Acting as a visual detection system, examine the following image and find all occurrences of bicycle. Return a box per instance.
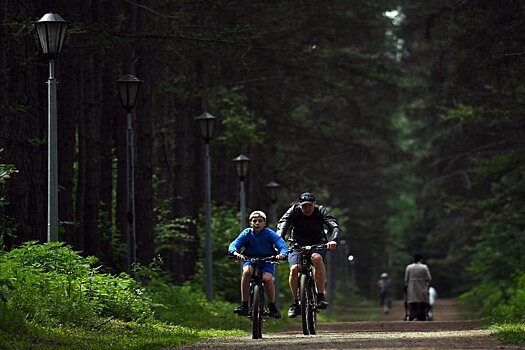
[230,255,281,339]
[291,243,327,335]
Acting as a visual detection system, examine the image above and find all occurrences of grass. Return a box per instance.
[0,318,243,350]
[319,295,382,322]
[0,282,293,350]
[492,323,525,344]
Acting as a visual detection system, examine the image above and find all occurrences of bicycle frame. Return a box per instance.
[292,244,327,335]
[232,256,278,339]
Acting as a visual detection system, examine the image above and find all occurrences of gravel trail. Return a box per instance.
[171,299,524,349]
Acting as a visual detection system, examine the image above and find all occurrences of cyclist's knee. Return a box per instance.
[242,266,252,277]
[311,254,324,266]
[290,264,301,274]
[262,273,273,284]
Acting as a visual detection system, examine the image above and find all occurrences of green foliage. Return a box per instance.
[492,273,525,323]
[0,242,257,349]
[148,279,253,331]
[209,87,266,151]
[0,149,17,248]
[441,104,476,122]
[98,201,127,271]
[154,205,195,255]
[193,204,242,302]
[0,242,156,327]
[492,323,525,344]
[460,280,504,318]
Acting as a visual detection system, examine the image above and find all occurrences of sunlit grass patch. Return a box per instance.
[1,318,245,350]
[492,323,525,344]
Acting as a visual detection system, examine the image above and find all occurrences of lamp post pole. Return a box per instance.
[195,112,216,301]
[265,180,281,302]
[340,240,350,298]
[116,74,143,275]
[233,154,250,230]
[47,58,58,241]
[348,254,355,297]
[35,12,68,242]
[264,181,280,228]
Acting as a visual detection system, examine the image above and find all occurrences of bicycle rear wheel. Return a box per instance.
[251,284,263,339]
[306,278,317,335]
[299,274,309,335]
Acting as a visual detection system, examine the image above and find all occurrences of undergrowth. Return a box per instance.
[0,241,264,349]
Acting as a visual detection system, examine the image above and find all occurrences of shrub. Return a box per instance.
[0,241,156,327]
[492,273,525,323]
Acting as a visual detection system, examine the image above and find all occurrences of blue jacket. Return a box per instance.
[228,227,289,258]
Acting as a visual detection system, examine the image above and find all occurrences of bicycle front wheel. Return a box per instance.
[299,274,309,335]
[306,277,317,335]
[251,284,263,339]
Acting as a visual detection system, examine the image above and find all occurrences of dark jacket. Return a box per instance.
[276,204,340,245]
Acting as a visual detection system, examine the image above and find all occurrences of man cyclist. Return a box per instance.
[276,192,340,318]
[228,210,288,318]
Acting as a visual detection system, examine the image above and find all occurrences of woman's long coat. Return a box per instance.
[405,262,431,303]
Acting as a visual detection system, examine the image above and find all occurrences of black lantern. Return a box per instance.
[195,112,216,143]
[265,181,281,203]
[233,154,250,180]
[116,74,143,112]
[35,12,68,56]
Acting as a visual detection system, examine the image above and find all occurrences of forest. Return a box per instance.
[1,0,525,318]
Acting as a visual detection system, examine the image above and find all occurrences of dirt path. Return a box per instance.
[172,299,524,349]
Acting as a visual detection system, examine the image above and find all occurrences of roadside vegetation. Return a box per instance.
[0,241,291,349]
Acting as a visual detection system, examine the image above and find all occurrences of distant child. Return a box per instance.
[427,285,437,320]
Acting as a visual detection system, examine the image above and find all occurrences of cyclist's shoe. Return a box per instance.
[268,303,281,319]
[287,302,301,318]
[233,303,249,316]
[317,294,329,309]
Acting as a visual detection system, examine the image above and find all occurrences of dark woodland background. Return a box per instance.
[1,0,525,300]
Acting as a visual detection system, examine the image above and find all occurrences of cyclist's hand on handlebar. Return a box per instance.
[233,252,245,261]
[275,254,285,261]
[326,241,338,251]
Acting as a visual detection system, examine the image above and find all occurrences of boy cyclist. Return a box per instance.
[228,210,288,318]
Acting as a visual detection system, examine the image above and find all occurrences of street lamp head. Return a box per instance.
[233,154,250,180]
[195,112,216,143]
[35,12,68,57]
[116,74,143,112]
[264,180,280,202]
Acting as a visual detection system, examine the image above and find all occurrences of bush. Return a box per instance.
[492,273,525,323]
[148,278,252,330]
[0,241,156,327]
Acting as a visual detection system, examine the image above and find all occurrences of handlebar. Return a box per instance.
[228,254,287,262]
[290,243,327,252]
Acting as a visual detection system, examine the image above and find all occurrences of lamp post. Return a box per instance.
[116,74,143,274]
[348,254,356,292]
[264,181,280,228]
[233,154,250,229]
[35,12,68,242]
[195,112,216,301]
[264,180,281,302]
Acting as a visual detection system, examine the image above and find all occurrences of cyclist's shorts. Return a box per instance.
[288,246,326,268]
[243,261,276,275]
